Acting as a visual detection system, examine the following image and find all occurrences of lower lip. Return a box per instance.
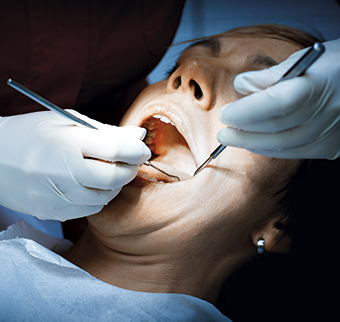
[126,176,169,189]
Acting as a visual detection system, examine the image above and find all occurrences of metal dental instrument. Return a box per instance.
[193,145,226,177]
[7,78,179,181]
[193,42,325,177]
[143,161,180,181]
[7,78,98,130]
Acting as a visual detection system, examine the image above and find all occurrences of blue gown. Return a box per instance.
[0,220,232,321]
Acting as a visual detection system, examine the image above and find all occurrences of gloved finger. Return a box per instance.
[58,181,121,207]
[247,131,340,159]
[234,67,283,95]
[234,48,307,94]
[111,139,151,164]
[113,125,148,140]
[217,120,327,151]
[70,126,151,164]
[66,109,148,139]
[41,204,105,221]
[219,77,312,126]
[71,158,139,190]
[231,101,317,133]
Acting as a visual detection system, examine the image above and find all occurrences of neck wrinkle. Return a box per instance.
[64,226,247,304]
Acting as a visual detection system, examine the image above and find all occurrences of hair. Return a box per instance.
[216,23,322,47]
[178,23,322,50]
[214,25,340,322]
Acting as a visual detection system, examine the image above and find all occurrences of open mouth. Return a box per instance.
[139,114,196,183]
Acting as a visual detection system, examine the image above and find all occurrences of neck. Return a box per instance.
[64,227,248,304]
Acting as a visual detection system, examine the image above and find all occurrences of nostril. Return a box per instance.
[173,76,181,90]
[190,80,203,100]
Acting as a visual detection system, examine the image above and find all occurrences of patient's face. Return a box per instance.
[89,33,303,256]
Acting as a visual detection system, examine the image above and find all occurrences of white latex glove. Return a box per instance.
[0,110,151,221]
[218,38,340,159]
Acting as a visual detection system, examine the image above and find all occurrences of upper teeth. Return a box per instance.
[153,115,174,125]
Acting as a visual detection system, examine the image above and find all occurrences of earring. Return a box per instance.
[257,238,265,255]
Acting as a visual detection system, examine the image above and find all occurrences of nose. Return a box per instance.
[166,59,216,111]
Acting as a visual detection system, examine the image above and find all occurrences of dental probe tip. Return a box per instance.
[193,144,226,176]
[193,156,212,176]
[143,161,180,181]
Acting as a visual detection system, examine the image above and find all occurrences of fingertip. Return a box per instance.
[129,126,147,140]
[217,127,255,150]
[233,72,254,95]
[140,141,152,162]
[117,138,151,164]
[120,126,147,140]
[217,127,236,147]
[138,127,147,140]
[234,66,284,94]
[129,138,152,163]
[218,103,232,124]
[218,100,246,126]
[216,129,225,145]
[233,70,266,94]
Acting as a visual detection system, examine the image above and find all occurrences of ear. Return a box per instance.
[250,215,292,254]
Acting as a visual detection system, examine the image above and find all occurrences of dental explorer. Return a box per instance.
[7,79,98,130]
[193,42,325,176]
[7,79,180,181]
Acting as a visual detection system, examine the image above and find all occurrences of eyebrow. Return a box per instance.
[188,39,278,67]
[247,53,279,68]
[187,37,221,54]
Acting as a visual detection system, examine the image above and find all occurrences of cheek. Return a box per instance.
[200,162,278,230]
[196,175,254,225]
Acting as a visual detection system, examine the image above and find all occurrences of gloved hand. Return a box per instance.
[0,110,151,221]
[218,38,340,159]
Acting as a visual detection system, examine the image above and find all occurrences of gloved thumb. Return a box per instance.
[234,68,282,95]
[234,48,307,95]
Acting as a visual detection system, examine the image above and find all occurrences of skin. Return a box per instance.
[65,31,303,304]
